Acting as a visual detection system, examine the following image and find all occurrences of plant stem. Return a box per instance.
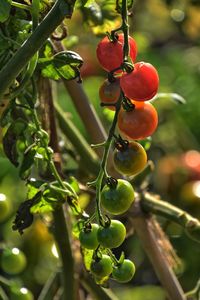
[131,200,186,300]
[11,1,31,11]
[94,94,122,224]
[38,272,60,300]
[122,0,130,61]
[0,0,76,101]
[37,77,75,300]
[142,192,200,243]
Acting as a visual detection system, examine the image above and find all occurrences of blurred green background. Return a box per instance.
[0,0,200,299]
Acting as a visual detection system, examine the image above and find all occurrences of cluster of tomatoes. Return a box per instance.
[78,33,159,285]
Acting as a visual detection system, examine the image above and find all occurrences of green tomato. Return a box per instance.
[101,179,134,215]
[1,247,27,275]
[112,259,135,283]
[10,287,34,300]
[97,220,126,249]
[90,254,113,278]
[113,141,147,176]
[0,193,11,222]
[79,223,99,249]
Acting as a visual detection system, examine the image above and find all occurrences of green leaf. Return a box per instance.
[72,219,85,238]
[0,0,11,23]
[27,178,45,199]
[53,51,83,67]
[68,176,80,194]
[41,63,60,80]
[19,148,37,179]
[2,119,27,166]
[67,197,82,215]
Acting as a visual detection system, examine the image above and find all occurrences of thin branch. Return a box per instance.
[38,272,60,300]
[130,199,186,300]
[142,192,200,243]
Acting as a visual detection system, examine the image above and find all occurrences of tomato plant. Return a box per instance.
[101,179,134,215]
[96,34,137,72]
[112,259,136,283]
[113,141,147,175]
[97,220,126,249]
[118,101,158,140]
[0,0,198,299]
[120,62,159,101]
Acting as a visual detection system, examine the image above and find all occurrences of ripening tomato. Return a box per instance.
[99,79,120,110]
[118,101,158,140]
[90,254,113,278]
[113,141,147,175]
[96,34,137,72]
[120,62,159,101]
[112,259,135,283]
[97,220,126,249]
[79,223,99,250]
[101,179,134,215]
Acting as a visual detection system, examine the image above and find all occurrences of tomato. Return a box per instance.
[99,79,120,110]
[10,287,34,300]
[112,259,135,283]
[118,101,158,140]
[96,34,137,72]
[79,223,99,249]
[97,220,126,248]
[120,62,159,101]
[1,247,27,275]
[0,193,11,222]
[113,141,147,175]
[90,254,113,278]
[101,179,134,215]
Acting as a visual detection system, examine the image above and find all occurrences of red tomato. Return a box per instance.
[99,79,120,110]
[96,34,137,72]
[120,62,159,101]
[118,101,158,140]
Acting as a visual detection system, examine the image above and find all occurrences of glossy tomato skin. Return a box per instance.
[97,220,126,249]
[99,79,120,110]
[90,254,113,278]
[1,248,27,275]
[96,34,137,72]
[112,259,135,283]
[113,141,147,176]
[101,179,134,215]
[10,288,34,300]
[120,62,159,101]
[118,101,158,140]
[79,223,99,250]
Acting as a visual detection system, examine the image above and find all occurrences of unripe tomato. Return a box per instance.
[112,259,135,283]
[118,101,158,140]
[113,141,147,175]
[90,254,113,278]
[0,193,11,222]
[96,34,137,72]
[97,220,126,248]
[101,179,134,215]
[79,223,99,250]
[99,79,120,110]
[10,287,34,300]
[120,62,159,101]
[1,247,27,275]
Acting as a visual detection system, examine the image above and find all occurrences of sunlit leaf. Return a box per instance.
[82,247,94,271]
[153,93,186,105]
